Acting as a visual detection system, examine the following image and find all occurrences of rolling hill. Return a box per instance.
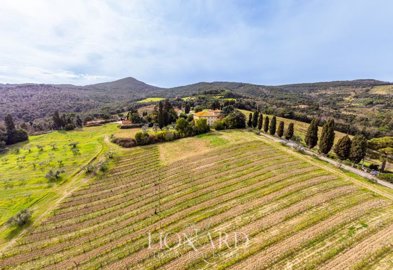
[0,77,392,136]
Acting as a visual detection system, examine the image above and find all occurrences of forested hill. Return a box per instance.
[0,77,164,122]
[0,77,392,136]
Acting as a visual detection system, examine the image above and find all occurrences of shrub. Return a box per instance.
[6,129,28,145]
[98,161,109,172]
[165,130,179,141]
[378,173,393,183]
[291,135,303,144]
[106,151,115,159]
[213,120,226,130]
[369,164,379,170]
[135,131,151,145]
[36,145,44,152]
[194,118,210,134]
[368,137,393,151]
[111,137,136,148]
[45,169,64,182]
[194,106,203,113]
[68,142,79,149]
[64,123,75,131]
[7,209,32,227]
[85,164,96,174]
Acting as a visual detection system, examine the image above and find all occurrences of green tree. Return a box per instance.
[211,100,221,110]
[194,118,210,134]
[269,116,277,135]
[252,111,259,128]
[247,113,252,128]
[224,110,246,129]
[257,113,263,130]
[194,106,203,113]
[175,118,190,137]
[334,135,351,160]
[222,105,234,116]
[263,116,269,132]
[305,118,319,149]
[277,121,284,137]
[285,123,294,139]
[349,135,368,163]
[135,131,151,145]
[319,119,335,154]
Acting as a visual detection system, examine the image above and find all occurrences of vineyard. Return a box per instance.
[1,130,393,269]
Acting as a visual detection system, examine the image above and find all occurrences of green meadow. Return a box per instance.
[137,97,165,103]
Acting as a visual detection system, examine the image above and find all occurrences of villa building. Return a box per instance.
[194,110,222,126]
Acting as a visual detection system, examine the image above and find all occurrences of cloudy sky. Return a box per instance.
[0,0,392,87]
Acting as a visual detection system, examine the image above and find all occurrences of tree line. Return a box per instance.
[52,111,83,131]
[305,118,368,164]
[247,111,295,140]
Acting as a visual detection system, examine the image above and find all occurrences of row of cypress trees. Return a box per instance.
[305,117,367,163]
[248,112,294,140]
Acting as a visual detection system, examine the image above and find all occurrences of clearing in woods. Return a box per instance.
[1,129,393,269]
[137,97,165,103]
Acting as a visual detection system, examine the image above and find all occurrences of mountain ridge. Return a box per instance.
[0,77,391,131]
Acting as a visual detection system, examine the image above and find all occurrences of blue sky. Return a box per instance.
[0,0,392,87]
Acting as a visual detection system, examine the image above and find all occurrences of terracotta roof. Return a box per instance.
[194,110,221,117]
[195,111,212,117]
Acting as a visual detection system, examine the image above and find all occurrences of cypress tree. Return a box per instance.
[163,99,171,126]
[252,112,259,128]
[4,114,16,133]
[257,113,263,130]
[269,116,276,135]
[349,135,367,163]
[277,121,284,137]
[285,123,294,139]
[247,113,252,128]
[305,118,319,149]
[52,111,64,130]
[184,103,190,114]
[334,135,351,160]
[76,116,83,128]
[319,119,335,154]
[4,114,28,145]
[263,116,269,132]
[158,101,164,129]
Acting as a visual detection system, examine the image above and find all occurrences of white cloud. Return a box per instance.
[0,0,392,86]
